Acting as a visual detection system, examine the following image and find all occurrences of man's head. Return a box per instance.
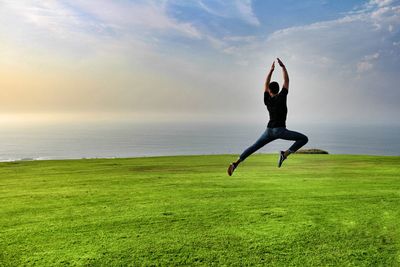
[268,81,280,96]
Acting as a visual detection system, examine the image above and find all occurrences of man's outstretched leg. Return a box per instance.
[278,129,308,167]
[228,129,274,176]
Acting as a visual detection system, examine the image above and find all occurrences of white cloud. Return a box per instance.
[223,35,258,42]
[71,0,202,39]
[235,0,260,26]
[1,0,202,46]
[2,1,92,38]
[197,0,259,26]
[369,0,395,8]
[222,0,399,64]
[357,61,374,72]
[365,52,380,60]
[357,52,380,73]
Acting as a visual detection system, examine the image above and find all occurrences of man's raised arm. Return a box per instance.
[277,58,289,90]
[264,61,275,92]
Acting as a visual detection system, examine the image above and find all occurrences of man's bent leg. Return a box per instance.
[279,129,308,156]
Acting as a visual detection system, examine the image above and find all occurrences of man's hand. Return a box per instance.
[277,58,285,67]
[265,61,275,92]
[277,57,289,89]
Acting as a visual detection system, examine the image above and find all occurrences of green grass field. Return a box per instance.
[1,154,399,266]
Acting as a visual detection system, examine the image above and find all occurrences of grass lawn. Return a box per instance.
[1,154,400,266]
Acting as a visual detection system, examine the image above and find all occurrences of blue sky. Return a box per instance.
[0,0,399,124]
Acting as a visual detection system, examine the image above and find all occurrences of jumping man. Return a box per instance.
[227,58,308,176]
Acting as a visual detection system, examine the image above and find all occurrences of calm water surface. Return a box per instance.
[0,120,398,161]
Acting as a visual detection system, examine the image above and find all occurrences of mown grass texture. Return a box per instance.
[1,154,399,266]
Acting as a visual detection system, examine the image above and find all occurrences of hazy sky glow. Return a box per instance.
[0,0,399,124]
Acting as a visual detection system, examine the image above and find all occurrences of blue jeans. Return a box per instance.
[239,127,308,161]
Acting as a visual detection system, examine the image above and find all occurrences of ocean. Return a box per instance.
[0,120,399,161]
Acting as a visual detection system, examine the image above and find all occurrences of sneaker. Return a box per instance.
[227,163,237,176]
[278,151,286,168]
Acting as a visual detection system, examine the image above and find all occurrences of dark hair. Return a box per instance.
[269,81,279,94]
